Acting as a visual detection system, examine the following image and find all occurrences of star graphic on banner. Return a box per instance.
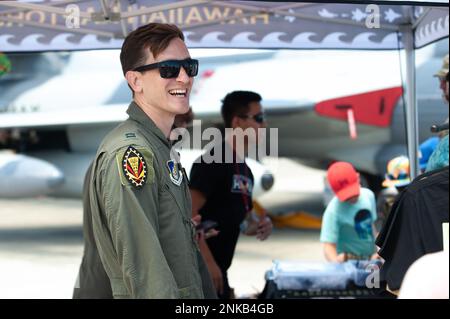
[283,9,296,23]
[318,9,338,19]
[352,8,368,22]
[384,8,402,23]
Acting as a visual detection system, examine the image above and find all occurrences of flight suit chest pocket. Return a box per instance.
[163,182,190,220]
[162,183,198,249]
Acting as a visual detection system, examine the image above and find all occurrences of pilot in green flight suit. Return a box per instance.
[73,23,215,299]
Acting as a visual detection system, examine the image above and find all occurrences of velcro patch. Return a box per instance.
[116,146,154,188]
[167,159,183,186]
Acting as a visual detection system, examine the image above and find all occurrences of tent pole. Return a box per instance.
[401,25,419,180]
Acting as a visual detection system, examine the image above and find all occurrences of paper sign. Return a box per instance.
[443,223,449,252]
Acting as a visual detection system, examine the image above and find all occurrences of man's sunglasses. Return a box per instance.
[238,113,266,124]
[133,58,199,79]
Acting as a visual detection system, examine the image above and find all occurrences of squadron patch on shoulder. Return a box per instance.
[122,146,148,188]
[167,159,183,186]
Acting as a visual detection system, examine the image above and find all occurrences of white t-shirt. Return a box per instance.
[399,250,449,299]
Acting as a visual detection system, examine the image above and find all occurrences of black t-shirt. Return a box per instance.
[190,141,254,272]
[376,166,449,291]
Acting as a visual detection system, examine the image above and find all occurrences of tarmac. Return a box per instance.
[0,158,327,299]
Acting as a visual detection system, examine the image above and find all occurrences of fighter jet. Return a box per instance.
[0,38,448,198]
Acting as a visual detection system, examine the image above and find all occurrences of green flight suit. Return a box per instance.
[73,102,216,299]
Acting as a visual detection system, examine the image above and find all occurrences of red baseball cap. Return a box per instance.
[327,162,360,202]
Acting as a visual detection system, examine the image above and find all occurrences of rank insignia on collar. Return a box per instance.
[122,146,147,188]
[167,159,183,186]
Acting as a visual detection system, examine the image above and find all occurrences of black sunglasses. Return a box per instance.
[388,173,409,181]
[239,113,266,124]
[133,58,199,79]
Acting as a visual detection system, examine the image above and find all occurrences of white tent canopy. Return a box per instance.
[1,0,449,178]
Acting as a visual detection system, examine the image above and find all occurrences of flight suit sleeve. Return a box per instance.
[93,147,179,298]
[196,250,218,299]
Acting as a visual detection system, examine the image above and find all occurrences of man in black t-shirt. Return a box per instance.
[190,91,273,299]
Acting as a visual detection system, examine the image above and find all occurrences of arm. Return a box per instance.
[92,149,178,298]
[241,210,273,241]
[190,188,223,295]
[320,200,344,262]
[323,242,346,263]
[371,222,382,260]
[370,192,381,259]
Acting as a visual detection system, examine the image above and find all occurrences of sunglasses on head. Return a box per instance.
[133,58,199,79]
[387,173,409,181]
[239,113,266,124]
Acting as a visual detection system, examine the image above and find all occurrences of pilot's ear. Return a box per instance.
[125,71,143,94]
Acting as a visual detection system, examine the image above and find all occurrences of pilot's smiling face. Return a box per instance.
[140,37,193,116]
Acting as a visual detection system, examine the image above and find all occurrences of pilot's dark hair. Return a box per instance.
[120,23,184,93]
[221,91,262,128]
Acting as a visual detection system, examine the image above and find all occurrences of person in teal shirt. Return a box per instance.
[426,133,448,172]
[320,162,379,262]
[427,58,449,172]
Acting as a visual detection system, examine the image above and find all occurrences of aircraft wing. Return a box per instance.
[0,99,314,130]
[0,104,128,129]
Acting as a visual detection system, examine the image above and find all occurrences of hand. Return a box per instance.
[193,215,220,241]
[197,228,220,241]
[206,259,223,295]
[336,253,347,263]
[256,216,273,241]
[203,228,219,240]
[191,214,201,227]
[370,252,381,261]
[191,215,203,242]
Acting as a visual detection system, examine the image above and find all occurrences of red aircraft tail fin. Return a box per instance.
[315,86,403,128]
